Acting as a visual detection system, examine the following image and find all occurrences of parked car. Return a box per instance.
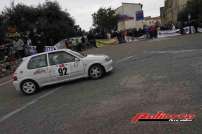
[12,49,113,95]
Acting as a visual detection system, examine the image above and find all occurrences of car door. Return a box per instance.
[27,54,50,85]
[69,57,85,79]
[68,50,85,78]
[48,51,76,83]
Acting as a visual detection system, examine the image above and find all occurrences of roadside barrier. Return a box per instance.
[96,38,118,48]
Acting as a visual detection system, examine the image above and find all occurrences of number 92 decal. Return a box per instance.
[58,67,68,76]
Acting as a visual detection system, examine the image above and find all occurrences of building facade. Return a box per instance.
[160,0,189,26]
[116,3,144,31]
[143,16,161,27]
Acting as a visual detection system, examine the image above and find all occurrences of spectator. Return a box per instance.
[0,41,5,61]
[107,33,111,39]
[81,36,87,50]
[13,36,24,58]
[65,39,70,49]
[116,32,121,43]
[124,30,128,42]
[81,36,85,44]
[154,25,158,38]
[87,33,97,48]
[148,26,152,39]
[172,24,176,30]
[143,26,149,39]
[34,32,45,53]
[24,37,32,56]
[193,21,199,33]
[30,46,37,55]
[149,25,156,39]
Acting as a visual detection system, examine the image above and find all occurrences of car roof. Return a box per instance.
[27,49,72,58]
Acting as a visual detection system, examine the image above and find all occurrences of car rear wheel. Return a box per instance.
[89,64,104,79]
[21,80,38,95]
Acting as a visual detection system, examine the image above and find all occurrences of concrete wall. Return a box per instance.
[116,3,143,31]
[144,17,161,26]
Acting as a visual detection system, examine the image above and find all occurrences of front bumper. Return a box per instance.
[103,60,113,72]
[13,81,21,91]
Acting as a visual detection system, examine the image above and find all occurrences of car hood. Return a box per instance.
[83,54,108,60]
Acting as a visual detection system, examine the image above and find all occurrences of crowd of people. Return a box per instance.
[0,30,55,62]
[0,24,161,64]
[106,25,159,43]
[0,31,51,76]
[0,35,37,62]
[0,23,165,68]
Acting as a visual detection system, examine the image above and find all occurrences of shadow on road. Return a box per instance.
[34,71,115,95]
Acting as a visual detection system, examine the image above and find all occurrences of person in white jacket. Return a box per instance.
[13,36,24,58]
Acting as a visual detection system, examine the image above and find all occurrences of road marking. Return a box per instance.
[145,49,202,54]
[0,80,12,87]
[116,56,135,64]
[0,87,61,123]
[115,49,202,64]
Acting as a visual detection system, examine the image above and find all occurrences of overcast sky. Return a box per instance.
[0,0,165,30]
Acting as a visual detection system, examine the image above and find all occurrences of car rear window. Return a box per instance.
[27,54,48,69]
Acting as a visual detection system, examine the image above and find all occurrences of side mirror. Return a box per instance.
[75,58,80,62]
[82,53,87,57]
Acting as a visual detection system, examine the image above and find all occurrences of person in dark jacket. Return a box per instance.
[34,32,45,53]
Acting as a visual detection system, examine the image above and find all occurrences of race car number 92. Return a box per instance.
[58,67,68,76]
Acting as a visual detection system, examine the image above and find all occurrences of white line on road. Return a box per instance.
[116,56,135,64]
[145,49,202,54]
[0,80,12,87]
[0,87,61,123]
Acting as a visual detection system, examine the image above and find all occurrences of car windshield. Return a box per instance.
[70,50,86,58]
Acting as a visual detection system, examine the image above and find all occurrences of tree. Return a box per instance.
[178,0,202,30]
[92,8,118,34]
[0,15,6,42]
[1,1,83,45]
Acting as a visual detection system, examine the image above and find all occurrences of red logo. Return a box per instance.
[59,64,65,68]
[131,112,196,123]
[33,69,46,75]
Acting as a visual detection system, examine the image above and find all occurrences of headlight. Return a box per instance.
[105,56,111,62]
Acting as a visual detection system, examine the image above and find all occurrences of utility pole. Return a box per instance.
[188,13,191,34]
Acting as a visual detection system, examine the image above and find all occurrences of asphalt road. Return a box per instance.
[0,34,202,134]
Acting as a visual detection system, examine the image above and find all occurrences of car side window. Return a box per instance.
[49,51,75,66]
[28,54,48,69]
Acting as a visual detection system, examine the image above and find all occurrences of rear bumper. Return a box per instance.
[103,60,113,72]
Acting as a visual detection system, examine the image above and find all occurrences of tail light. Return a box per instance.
[12,73,18,81]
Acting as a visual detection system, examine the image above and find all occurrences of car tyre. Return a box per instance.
[21,80,38,95]
[89,64,104,80]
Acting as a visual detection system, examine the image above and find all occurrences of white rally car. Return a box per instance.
[12,49,113,95]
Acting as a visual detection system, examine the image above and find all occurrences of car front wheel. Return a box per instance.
[89,64,104,79]
[21,80,38,95]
